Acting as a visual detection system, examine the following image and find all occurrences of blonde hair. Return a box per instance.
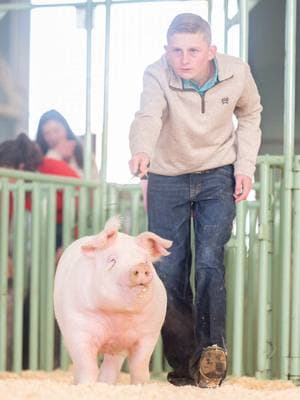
[167,13,211,44]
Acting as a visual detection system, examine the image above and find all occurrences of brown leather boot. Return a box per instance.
[195,345,227,388]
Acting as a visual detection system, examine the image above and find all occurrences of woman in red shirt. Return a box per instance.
[0,133,80,249]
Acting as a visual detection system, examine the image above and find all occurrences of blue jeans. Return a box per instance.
[147,165,236,376]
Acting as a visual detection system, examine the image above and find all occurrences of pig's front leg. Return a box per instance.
[128,337,158,384]
[68,341,100,384]
[98,353,125,384]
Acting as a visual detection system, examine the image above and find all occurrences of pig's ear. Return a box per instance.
[81,220,120,257]
[135,232,172,261]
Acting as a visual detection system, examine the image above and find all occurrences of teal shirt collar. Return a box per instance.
[183,58,218,95]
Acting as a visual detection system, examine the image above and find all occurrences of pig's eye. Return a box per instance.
[107,255,117,270]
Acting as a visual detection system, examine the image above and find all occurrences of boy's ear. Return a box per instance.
[209,45,217,60]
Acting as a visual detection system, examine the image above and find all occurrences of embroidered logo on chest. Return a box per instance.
[221,97,229,104]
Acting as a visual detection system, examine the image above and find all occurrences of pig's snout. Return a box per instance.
[130,263,153,286]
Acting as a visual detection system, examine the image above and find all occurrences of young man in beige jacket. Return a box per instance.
[129,13,262,388]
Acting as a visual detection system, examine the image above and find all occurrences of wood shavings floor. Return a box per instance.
[0,369,299,400]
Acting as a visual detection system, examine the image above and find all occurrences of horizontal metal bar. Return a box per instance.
[0,168,98,187]
[256,155,285,166]
[0,2,98,11]
[0,0,206,12]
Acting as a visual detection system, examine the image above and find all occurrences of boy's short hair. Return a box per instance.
[167,13,211,44]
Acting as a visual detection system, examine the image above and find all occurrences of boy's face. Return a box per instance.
[165,32,217,83]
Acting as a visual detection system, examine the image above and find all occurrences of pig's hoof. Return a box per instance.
[195,344,227,388]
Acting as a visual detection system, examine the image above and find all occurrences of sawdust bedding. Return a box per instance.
[0,369,299,400]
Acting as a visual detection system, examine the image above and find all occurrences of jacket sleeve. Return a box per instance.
[234,63,263,178]
[129,69,167,159]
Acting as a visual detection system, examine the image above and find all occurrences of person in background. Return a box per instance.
[36,109,99,179]
[129,13,262,388]
[0,133,80,251]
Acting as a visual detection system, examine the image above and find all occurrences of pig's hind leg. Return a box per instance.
[98,353,125,384]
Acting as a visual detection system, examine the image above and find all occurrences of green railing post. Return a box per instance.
[29,182,41,370]
[60,186,75,370]
[280,0,297,380]
[290,164,300,383]
[79,187,88,236]
[83,0,94,180]
[130,190,142,236]
[45,186,56,371]
[0,179,9,371]
[12,181,25,372]
[245,203,259,376]
[231,201,246,376]
[256,162,271,378]
[225,236,237,376]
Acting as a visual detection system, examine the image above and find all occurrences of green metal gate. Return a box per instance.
[1,155,300,382]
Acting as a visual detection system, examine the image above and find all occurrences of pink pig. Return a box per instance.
[53,216,172,385]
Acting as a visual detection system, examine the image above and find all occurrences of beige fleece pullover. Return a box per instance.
[129,53,262,178]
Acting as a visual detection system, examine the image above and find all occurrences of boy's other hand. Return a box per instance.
[129,152,150,178]
[234,175,252,203]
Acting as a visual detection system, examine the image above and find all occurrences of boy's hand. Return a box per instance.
[129,152,150,178]
[234,175,252,203]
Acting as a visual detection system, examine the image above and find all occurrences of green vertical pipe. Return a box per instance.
[280,0,296,380]
[79,187,88,236]
[246,203,259,376]
[92,186,101,234]
[239,0,248,62]
[29,183,41,370]
[231,201,246,376]
[271,172,282,378]
[100,0,111,184]
[83,0,93,180]
[130,190,141,236]
[151,336,163,375]
[256,162,271,378]
[224,0,229,54]
[98,1,111,229]
[224,236,237,376]
[12,181,25,372]
[60,187,74,370]
[290,170,300,382]
[0,179,9,371]
[100,182,108,228]
[39,188,47,369]
[44,186,56,371]
[107,185,119,218]
[208,0,212,25]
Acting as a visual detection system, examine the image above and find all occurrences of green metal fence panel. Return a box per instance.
[1,158,300,382]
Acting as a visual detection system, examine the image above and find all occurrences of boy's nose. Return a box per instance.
[181,52,190,64]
